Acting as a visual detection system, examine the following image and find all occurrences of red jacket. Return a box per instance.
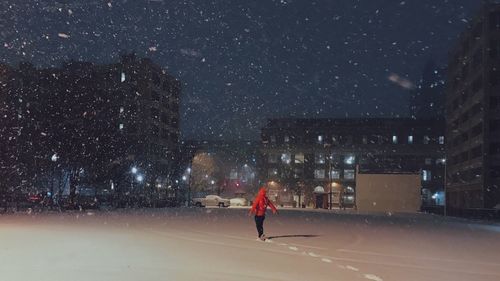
[250,188,277,216]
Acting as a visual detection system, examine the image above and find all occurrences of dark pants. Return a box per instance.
[254,215,265,238]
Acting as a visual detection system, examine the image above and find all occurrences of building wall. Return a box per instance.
[445,4,500,210]
[0,55,181,201]
[356,173,421,213]
[259,118,445,209]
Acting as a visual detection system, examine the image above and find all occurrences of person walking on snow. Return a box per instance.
[249,187,278,241]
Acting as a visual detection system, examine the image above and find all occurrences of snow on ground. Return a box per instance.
[1,208,499,281]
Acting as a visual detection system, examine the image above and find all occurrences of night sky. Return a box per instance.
[1,0,483,140]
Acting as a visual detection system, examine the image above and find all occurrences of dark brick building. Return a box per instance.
[259,118,445,209]
[0,54,181,204]
[445,3,500,211]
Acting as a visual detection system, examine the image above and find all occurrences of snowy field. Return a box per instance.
[1,208,499,281]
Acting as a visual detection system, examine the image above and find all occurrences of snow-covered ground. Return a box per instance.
[1,208,499,281]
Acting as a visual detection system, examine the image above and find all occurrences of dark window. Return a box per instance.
[491,96,500,110]
[490,119,500,132]
[151,108,159,119]
[151,125,159,136]
[469,103,482,117]
[489,11,500,30]
[471,76,483,94]
[490,68,499,87]
[470,145,482,159]
[161,113,168,124]
[151,91,160,102]
[472,49,482,69]
[491,166,500,179]
[490,143,500,155]
[459,111,469,123]
[470,122,483,138]
[489,40,500,58]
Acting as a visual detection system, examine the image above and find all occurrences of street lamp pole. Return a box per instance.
[444,159,447,217]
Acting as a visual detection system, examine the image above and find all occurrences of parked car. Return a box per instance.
[229,198,248,207]
[192,195,230,207]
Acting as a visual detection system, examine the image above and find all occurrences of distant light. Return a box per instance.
[211,180,215,185]
[344,155,355,165]
[136,175,144,182]
[131,167,138,174]
[187,167,191,173]
[119,123,124,130]
[51,153,58,162]
[182,175,187,181]
[121,72,126,82]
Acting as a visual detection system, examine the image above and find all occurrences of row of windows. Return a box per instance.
[150,109,179,126]
[453,122,484,148]
[118,123,177,141]
[268,167,434,182]
[267,134,444,145]
[450,167,483,184]
[267,168,355,180]
[268,152,444,167]
[268,153,356,165]
[451,102,483,129]
[450,144,483,165]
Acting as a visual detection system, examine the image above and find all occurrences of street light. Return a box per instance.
[136,174,144,182]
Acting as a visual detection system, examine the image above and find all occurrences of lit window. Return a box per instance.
[330,170,340,179]
[284,135,290,143]
[423,135,431,144]
[344,155,355,165]
[119,107,124,113]
[315,153,325,164]
[294,153,305,164]
[408,135,413,144]
[422,170,431,181]
[121,72,126,82]
[268,168,278,177]
[268,153,278,163]
[314,169,325,179]
[438,136,445,145]
[392,135,398,144]
[317,135,323,143]
[344,169,355,180]
[281,153,291,164]
[436,158,446,165]
[119,123,124,130]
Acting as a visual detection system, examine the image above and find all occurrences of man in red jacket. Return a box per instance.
[249,187,278,240]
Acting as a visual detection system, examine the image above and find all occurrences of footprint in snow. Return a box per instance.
[346,265,359,272]
[364,274,383,281]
